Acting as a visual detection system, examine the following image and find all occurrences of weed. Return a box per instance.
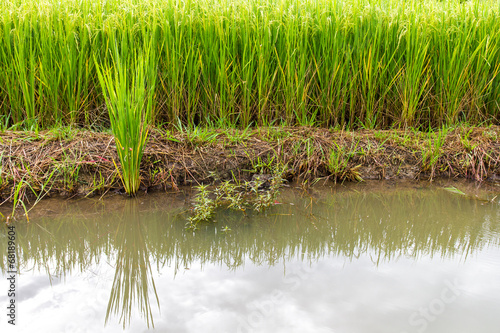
[187,168,285,228]
[187,184,216,229]
[328,141,363,182]
[422,126,451,176]
[10,178,29,221]
[221,226,231,233]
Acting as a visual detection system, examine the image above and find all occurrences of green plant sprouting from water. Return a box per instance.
[187,184,216,226]
[187,170,285,229]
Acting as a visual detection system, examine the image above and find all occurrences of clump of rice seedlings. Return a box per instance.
[95,34,157,195]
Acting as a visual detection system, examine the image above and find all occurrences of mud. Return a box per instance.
[1,126,499,201]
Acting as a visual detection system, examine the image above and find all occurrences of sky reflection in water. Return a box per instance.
[1,181,499,333]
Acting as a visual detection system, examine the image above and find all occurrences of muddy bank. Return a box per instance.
[1,126,499,202]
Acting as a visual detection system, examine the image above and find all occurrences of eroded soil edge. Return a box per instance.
[1,126,499,201]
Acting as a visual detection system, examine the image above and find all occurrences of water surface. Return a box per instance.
[1,181,499,333]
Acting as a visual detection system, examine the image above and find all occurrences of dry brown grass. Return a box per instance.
[1,126,499,204]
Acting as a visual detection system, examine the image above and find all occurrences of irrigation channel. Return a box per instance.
[0,180,499,332]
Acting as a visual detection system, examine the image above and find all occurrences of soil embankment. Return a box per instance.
[1,126,499,201]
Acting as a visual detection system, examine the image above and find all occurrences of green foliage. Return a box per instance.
[95,34,158,195]
[187,172,285,229]
[0,0,499,130]
[328,141,363,182]
[422,125,452,177]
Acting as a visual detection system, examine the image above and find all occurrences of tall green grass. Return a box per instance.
[95,33,158,195]
[0,0,499,130]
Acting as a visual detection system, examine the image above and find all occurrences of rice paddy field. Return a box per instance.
[2,2,500,329]
[1,0,500,199]
[1,0,500,130]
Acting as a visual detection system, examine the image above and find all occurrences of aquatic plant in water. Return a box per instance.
[187,171,285,229]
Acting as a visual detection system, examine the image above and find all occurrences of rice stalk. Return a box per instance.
[0,0,498,130]
[95,34,157,195]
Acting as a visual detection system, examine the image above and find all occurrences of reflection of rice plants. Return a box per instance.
[2,186,499,329]
[95,36,157,195]
[105,200,159,329]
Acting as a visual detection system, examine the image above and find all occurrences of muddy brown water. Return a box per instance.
[1,180,499,333]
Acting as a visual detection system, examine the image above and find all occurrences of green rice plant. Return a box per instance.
[396,10,431,127]
[273,6,313,125]
[95,35,157,195]
[352,8,403,128]
[0,0,499,130]
[0,12,39,129]
[428,4,487,125]
[58,13,94,125]
[255,9,279,126]
[38,35,62,125]
[158,7,202,128]
[433,38,469,123]
[465,32,500,124]
[236,5,258,127]
[311,8,351,127]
